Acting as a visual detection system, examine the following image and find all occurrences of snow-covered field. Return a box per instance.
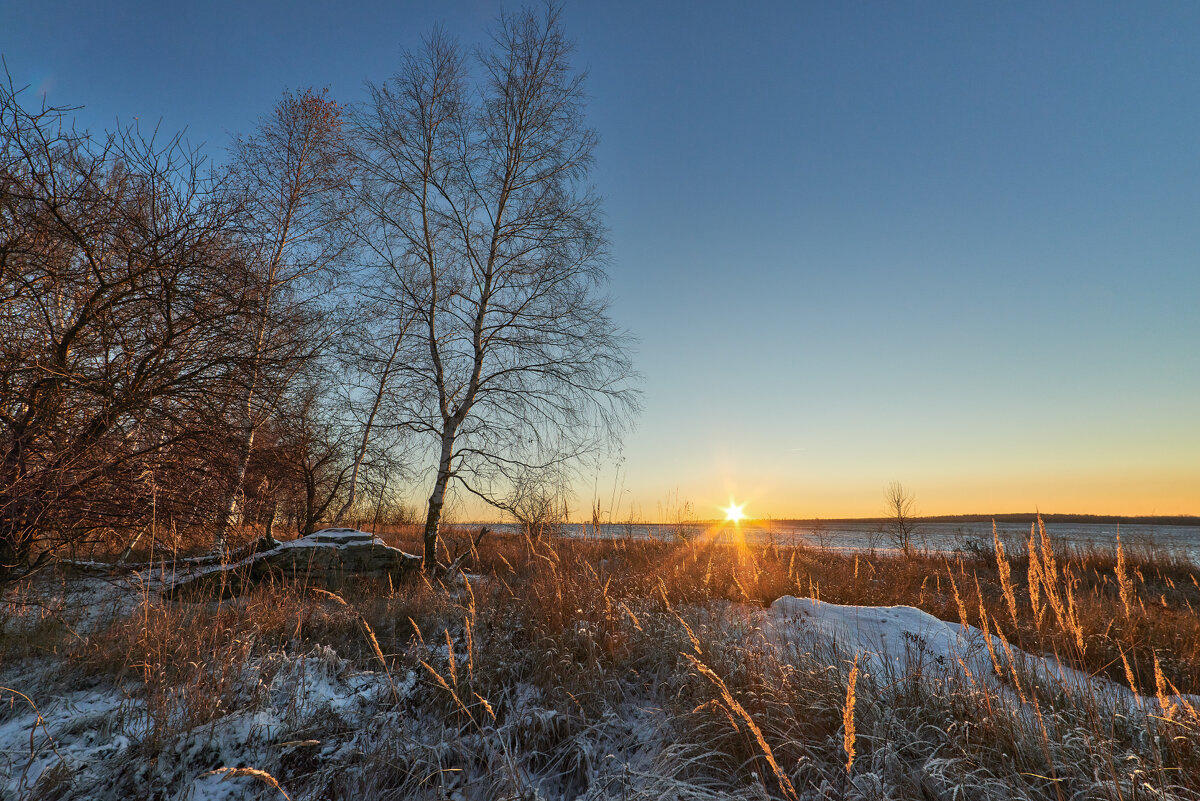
[4,568,1196,800]
[1,643,393,800]
[484,521,1200,560]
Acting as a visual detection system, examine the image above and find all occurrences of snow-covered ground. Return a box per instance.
[3,580,1195,799]
[0,644,398,800]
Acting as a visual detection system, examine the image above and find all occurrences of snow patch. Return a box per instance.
[0,645,398,799]
[764,595,1200,715]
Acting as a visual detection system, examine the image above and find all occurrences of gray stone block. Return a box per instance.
[168,529,421,596]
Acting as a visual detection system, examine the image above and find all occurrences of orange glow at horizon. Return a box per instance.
[723,502,747,523]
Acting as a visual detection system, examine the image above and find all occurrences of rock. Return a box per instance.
[312,528,376,545]
[168,529,421,596]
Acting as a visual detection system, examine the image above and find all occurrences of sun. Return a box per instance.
[723,503,746,523]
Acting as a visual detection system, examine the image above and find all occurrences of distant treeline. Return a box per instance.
[774,514,1200,527]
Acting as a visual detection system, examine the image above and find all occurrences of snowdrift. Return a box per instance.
[765,595,1199,716]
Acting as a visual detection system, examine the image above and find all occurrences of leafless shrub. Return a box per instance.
[884,481,919,556]
[0,73,256,578]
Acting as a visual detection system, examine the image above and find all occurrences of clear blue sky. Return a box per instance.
[4,1,1197,517]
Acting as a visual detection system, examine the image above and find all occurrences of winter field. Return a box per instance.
[5,0,1199,797]
[2,523,1199,800]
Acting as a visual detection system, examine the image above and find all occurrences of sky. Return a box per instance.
[3,1,1198,519]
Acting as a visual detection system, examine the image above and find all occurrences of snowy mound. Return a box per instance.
[768,596,974,672]
[765,596,1198,715]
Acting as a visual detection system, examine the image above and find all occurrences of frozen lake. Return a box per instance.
[476,520,1200,562]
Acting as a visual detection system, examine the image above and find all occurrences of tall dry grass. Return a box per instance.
[2,521,1198,799]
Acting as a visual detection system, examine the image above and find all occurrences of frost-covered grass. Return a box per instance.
[2,525,1198,799]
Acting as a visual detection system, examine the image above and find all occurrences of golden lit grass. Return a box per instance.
[8,526,1200,695]
[3,523,1199,798]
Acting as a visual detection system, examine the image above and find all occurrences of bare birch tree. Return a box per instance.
[330,307,413,526]
[214,89,353,550]
[355,6,638,572]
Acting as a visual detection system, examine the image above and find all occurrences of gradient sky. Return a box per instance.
[3,1,1198,518]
